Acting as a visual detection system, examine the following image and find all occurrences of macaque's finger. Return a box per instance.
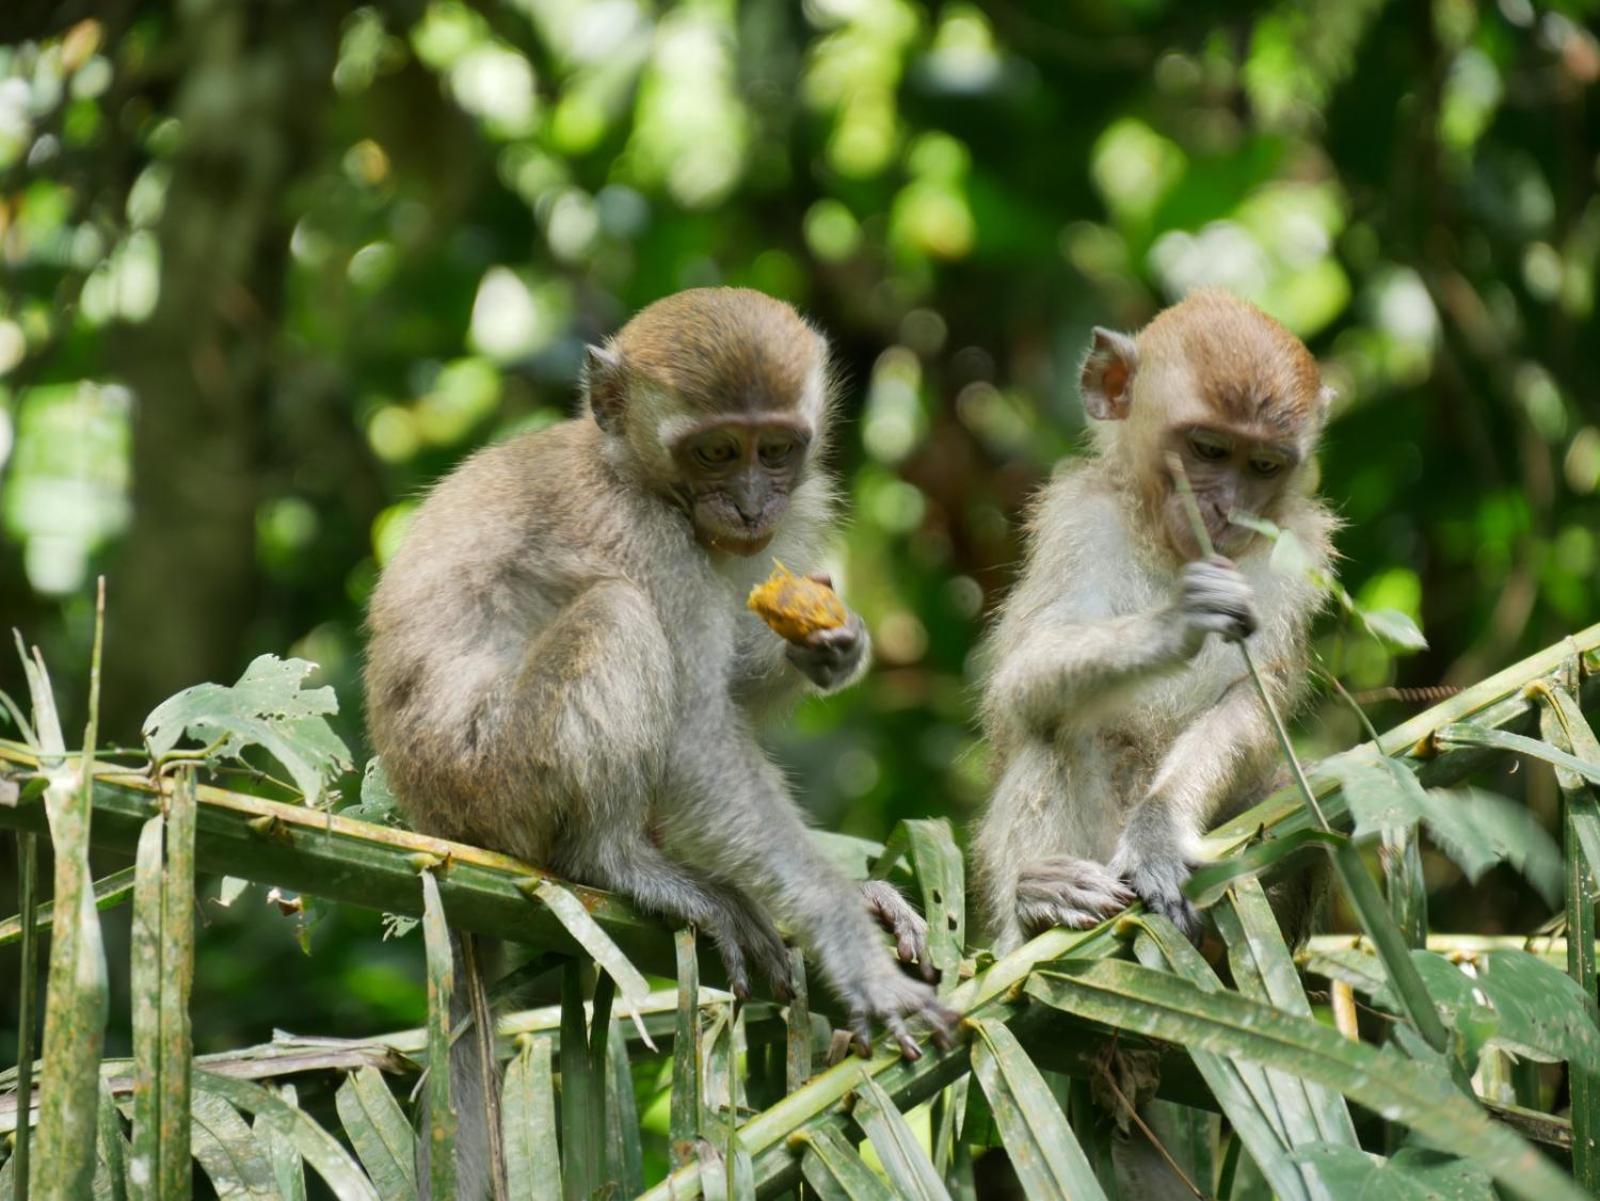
[850,1016,873,1058]
[886,1014,921,1061]
[804,571,835,591]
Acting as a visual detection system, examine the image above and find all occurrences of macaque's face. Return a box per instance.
[1159,423,1297,558]
[668,414,812,556]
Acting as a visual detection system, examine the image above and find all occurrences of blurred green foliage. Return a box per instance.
[2,0,1598,1054]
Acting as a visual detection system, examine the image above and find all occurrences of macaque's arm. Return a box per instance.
[988,608,1190,733]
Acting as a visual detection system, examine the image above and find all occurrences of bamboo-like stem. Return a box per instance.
[1165,454,1329,830]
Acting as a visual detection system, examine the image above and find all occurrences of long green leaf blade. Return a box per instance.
[792,1124,895,1201]
[128,815,165,1201]
[1026,958,1584,1201]
[158,770,197,1201]
[93,1077,130,1201]
[850,1071,952,1201]
[252,1083,306,1201]
[335,1067,418,1200]
[558,961,599,1201]
[502,1035,560,1201]
[195,1071,379,1201]
[1133,920,1309,1201]
[419,868,456,1201]
[31,638,110,1201]
[1219,879,1358,1148]
[189,1089,277,1199]
[671,927,702,1168]
[968,1018,1107,1201]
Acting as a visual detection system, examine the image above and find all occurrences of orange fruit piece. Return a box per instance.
[746,561,847,642]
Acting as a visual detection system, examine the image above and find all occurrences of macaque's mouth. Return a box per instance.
[704,529,775,556]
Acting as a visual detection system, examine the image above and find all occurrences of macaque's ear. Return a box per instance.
[584,344,626,435]
[1317,383,1337,419]
[1080,327,1139,421]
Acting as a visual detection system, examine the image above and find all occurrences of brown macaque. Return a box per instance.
[974,290,1337,952]
[365,287,952,1198]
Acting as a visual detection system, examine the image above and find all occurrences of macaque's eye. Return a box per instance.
[1189,436,1229,462]
[693,438,740,469]
[1250,458,1284,479]
[758,439,800,469]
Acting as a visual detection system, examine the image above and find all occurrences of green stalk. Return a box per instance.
[1166,459,1447,1058]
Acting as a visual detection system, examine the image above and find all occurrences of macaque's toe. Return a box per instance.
[860,880,936,981]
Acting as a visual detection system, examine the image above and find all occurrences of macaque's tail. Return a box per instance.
[418,929,504,1201]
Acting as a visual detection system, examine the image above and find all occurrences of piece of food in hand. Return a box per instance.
[747,561,848,642]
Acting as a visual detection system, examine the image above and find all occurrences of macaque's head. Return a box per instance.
[584,288,831,557]
[1078,290,1332,560]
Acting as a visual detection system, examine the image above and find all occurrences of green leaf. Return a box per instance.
[1292,1142,1494,1200]
[1361,608,1429,652]
[671,927,703,1168]
[418,870,455,1201]
[904,819,965,986]
[93,1077,130,1201]
[1215,880,1358,1149]
[968,1018,1108,1201]
[189,1089,278,1199]
[194,1072,379,1201]
[1373,951,1600,1073]
[1133,920,1310,1201]
[142,654,353,806]
[251,1083,306,1201]
[1025,958,1584,1201]
[605,1012,645,1196]
[850,1070,952,1201]
[1324,748,1560,903]
[522,878,650,1014]
[335,1067,418,1200]
[793,1124,895,1201]
[342,758,406,827]
[502,1035,560,1201]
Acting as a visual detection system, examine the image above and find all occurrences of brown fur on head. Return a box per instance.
[583,287,833,556]
[1079,290,1332,559]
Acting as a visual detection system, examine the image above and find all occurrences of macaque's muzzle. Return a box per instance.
[694,490,786,556]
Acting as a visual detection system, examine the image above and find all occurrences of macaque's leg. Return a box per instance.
[557,835,792,999]
[508,581,791,997]
[666,739,954,1058]
[860,880,935,982]
[976,744,1127,953]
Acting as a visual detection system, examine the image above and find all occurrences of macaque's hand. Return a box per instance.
[1177,556,1258,655]
[784,574,867,690]
[1110,801,1203,944]
[860,879,937,982]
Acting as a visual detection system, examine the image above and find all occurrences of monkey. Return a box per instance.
[973,290,1337,954]
[365,287,954,1196]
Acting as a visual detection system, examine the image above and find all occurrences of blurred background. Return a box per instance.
[1,0,1598,1062]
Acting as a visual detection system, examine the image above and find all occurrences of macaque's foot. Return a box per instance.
[840,971,959,1062]
[1111,802,1205,944]
[860,879,936,982]
[705,898,794,1002]
[786,597,866,691]
[1015,856,1135,936]
[1113,852,1203,945]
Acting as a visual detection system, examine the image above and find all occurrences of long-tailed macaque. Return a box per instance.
[366,289,952,1113]
[975,290,1336,952]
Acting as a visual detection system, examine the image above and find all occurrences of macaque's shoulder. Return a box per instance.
[1022,461,1135,567]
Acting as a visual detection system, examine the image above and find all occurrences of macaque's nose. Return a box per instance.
[732,475,764,524]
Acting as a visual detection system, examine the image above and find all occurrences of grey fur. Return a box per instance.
[366,293,951,1196]
[973,402,1336,954]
